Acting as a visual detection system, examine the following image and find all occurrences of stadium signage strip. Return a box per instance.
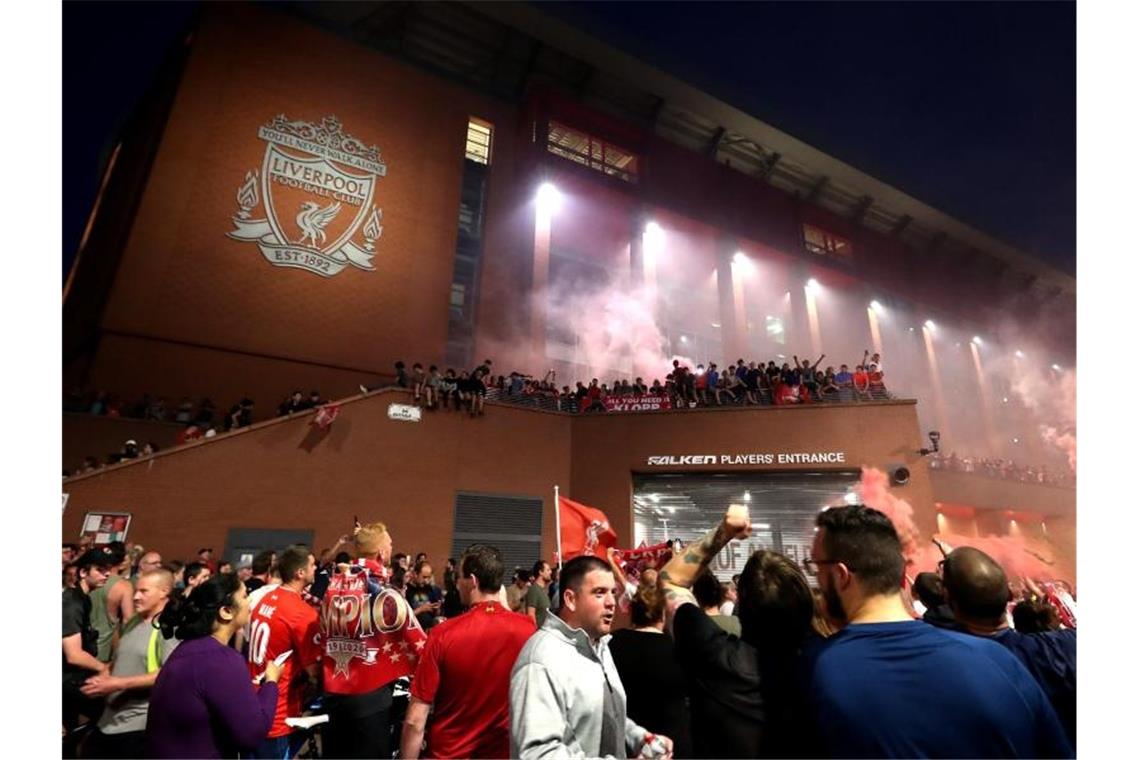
[646,452,847,466]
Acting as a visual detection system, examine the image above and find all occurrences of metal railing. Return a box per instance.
[485,386,896,415]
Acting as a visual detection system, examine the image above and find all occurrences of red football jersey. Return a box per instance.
[247,586,322,737]
[410,602,536,758]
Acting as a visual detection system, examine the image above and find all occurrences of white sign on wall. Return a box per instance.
[228,114,387,278]
[388,404,423,423]
[646,451,847,466]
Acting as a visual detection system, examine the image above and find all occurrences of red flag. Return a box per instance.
[312,403,341,430]
[559,495,618,560]
[320,558,426,695]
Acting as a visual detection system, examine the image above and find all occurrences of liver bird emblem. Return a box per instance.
[295,201,342,248]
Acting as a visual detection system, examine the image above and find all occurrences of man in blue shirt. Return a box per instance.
[942,547,1077,748]
[804,505,1072,758]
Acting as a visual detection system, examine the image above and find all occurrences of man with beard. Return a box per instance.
[804,505,1071,758]
[509,556,672,759]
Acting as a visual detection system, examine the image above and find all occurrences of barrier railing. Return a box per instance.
[484,386,896,414]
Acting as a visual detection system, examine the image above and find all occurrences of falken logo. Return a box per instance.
[646,455,717,466]
[228,114,386,278]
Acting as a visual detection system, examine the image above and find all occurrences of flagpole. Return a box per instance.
[554,485,562,572]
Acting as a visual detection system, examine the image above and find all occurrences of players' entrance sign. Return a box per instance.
[228,114,387,277]
[646,451,848,466]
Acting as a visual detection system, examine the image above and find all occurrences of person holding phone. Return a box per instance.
[407,560,444,630]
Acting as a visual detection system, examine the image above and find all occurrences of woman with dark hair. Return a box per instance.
[145,574,281,758]
[608,581,693,758]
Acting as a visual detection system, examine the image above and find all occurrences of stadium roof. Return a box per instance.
[286,1,1075,305]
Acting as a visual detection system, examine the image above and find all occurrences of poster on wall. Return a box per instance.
[79,512,132,545]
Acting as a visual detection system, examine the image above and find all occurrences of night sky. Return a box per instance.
[62,1,1075,279]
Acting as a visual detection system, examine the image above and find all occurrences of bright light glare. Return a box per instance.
[649,493,660,503]
[1052,363,1062,371]
[924,319,936,330]
[732,251,755,274]
[679,336,688,343]
[1015,350,1025,358]
[644,220,664,251]
[743,491,751,502]
[806,278,821,293]
[756,523,771,530]
[869,300,884,314]
[972,336,983,346]
[536,182,561,215]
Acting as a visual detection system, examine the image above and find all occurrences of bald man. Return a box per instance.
[81,570,179,758]
[942,547,1077,747]
[136,552,163,577]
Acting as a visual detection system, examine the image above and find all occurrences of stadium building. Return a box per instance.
[62,3,1075,580]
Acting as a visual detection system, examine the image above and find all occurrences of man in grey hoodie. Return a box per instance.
[509,555,674,759]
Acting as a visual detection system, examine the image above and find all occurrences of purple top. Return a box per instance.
[145,635,278,759]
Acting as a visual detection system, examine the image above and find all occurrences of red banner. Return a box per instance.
[312,403,341,429]
[613,541,674,582]
[603,394,673,412]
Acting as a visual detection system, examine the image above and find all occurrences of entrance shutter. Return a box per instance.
[451,493,544,573]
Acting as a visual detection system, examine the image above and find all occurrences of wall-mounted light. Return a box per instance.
[536,182,562,215]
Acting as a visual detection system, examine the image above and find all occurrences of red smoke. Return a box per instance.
[858,467,1066,583]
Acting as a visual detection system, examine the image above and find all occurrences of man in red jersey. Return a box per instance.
[401,544,536,759]
[247,545,321,759]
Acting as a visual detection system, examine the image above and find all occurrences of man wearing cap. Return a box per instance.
[63,547,116,756]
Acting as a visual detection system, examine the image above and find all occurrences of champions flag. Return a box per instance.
[558,494,618,561]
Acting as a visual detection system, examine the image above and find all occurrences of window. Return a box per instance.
[546,121,639,183]
[465,118,493,165]
[803,223,853,261]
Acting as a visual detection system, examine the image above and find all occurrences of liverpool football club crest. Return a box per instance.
[228,114,386,277]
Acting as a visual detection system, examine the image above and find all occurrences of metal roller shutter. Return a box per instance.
[451,492,544,573]
[633,472,861,584]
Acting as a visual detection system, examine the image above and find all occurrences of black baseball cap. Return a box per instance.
[75,547,120,570]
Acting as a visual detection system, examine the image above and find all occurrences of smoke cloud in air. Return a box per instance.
[858,467,1065,582]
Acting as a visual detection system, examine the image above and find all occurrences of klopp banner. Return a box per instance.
[603,394,672,413]
[612,541,674,584]
[320,560,427,695]
[613,541,674,570]
[559,496,618,561]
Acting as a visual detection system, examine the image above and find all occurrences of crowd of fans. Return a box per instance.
[361,350,892,416]
[62,501,1076,759]
[65,349,889,442]
[930,451,1075,487]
